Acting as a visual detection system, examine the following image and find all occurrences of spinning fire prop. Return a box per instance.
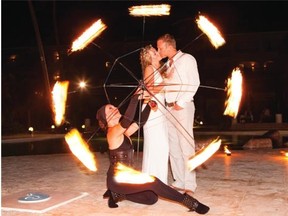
[224,68,243,118]
[196,15,226,49]
[70,19,107,53]
[188,138,221,171]
[65,128,97,172]
[114,163,155,184]
[128,4,171,17]
[52,81,69,126]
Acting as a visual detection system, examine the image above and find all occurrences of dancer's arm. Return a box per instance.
[125,100,153,136]
[120,94,139,129]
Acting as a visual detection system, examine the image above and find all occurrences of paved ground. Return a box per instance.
[2,142,288,216]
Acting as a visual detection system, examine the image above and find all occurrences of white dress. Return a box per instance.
[142,67,169,184]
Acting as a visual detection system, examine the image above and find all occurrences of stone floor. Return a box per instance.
[2,146,288,216]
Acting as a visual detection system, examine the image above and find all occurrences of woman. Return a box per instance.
[139,44,169,183]
[96,90,210,214]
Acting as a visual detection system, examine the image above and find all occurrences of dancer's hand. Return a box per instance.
[135,88,150,100]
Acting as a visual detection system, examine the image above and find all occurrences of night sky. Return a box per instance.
[2,1,288,131]
[2,1,288,49]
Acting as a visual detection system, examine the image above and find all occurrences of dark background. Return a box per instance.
[2,1,288,134]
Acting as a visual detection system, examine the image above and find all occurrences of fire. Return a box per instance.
[224,68,243,118]
[71,19,107,52]
[196,15,225,49]
[280,151,288,158]
[114,163,155,184]
[129,4,171,17]
[188,138,221,171]
[224,145,232,156]
[65,128,97,172]
[52,81,69,126]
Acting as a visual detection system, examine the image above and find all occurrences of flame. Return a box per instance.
[188,138,221,171]
[224,145,232,155]
[224,68,243,118]
[280,151,288,158]
[65,128,97,172]
[114,163,155,184]
[196,15,225,49]
[71,19,107,52]
[129,4,171,17]
[52,81,69,126]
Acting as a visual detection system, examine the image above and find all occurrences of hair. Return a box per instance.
[157,33,176,49]
[139,44,166,78]
[96,105,108,132]
[139,44,153,73]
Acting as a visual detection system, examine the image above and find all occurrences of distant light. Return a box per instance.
[51,125,55,129]
[9,54,17,62]
[79,81,87,89]
[82,125,85,129]
[129,4,171,17]
[199,121,203,125]
[28,127,34,132]
[53,51,60,61]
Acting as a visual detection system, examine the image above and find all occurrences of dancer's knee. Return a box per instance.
[145,193,158,205]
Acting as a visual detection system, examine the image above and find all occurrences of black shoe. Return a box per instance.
[182,193,210,214]
[103,190,110,198]
[103,190,118,208]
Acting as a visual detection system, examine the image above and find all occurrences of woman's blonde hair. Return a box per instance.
[139,44,153,73]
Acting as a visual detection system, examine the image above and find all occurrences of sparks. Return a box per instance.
[129,4,171,17]
[52,81,69,126]
[65,128,97,172]
[224,68,243,118]
[114,163,155,184]
[196,15,225,49]
[71,19,107,52]
[188,138,221,171]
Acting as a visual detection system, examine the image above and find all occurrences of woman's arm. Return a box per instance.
[124,101,152,136]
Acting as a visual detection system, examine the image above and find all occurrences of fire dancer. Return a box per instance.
[96,89,209,214]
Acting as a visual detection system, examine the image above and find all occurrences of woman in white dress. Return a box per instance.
[139,45,170,184]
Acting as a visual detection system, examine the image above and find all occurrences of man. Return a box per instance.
[157,34,200,195]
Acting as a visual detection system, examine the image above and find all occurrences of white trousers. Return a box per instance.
[166,102,197,192]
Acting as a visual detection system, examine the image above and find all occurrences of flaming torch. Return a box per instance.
[224,68,243,118]
[70,19,107,53]
[128,4,171,17]
[129,4,171,40]
[224,145,232,156]
[280,150,288,158]
[114,163,155,184]
[196,14,225,49]
[52,81,69,126]
[65,128,97,172]
[188,138,222,171]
